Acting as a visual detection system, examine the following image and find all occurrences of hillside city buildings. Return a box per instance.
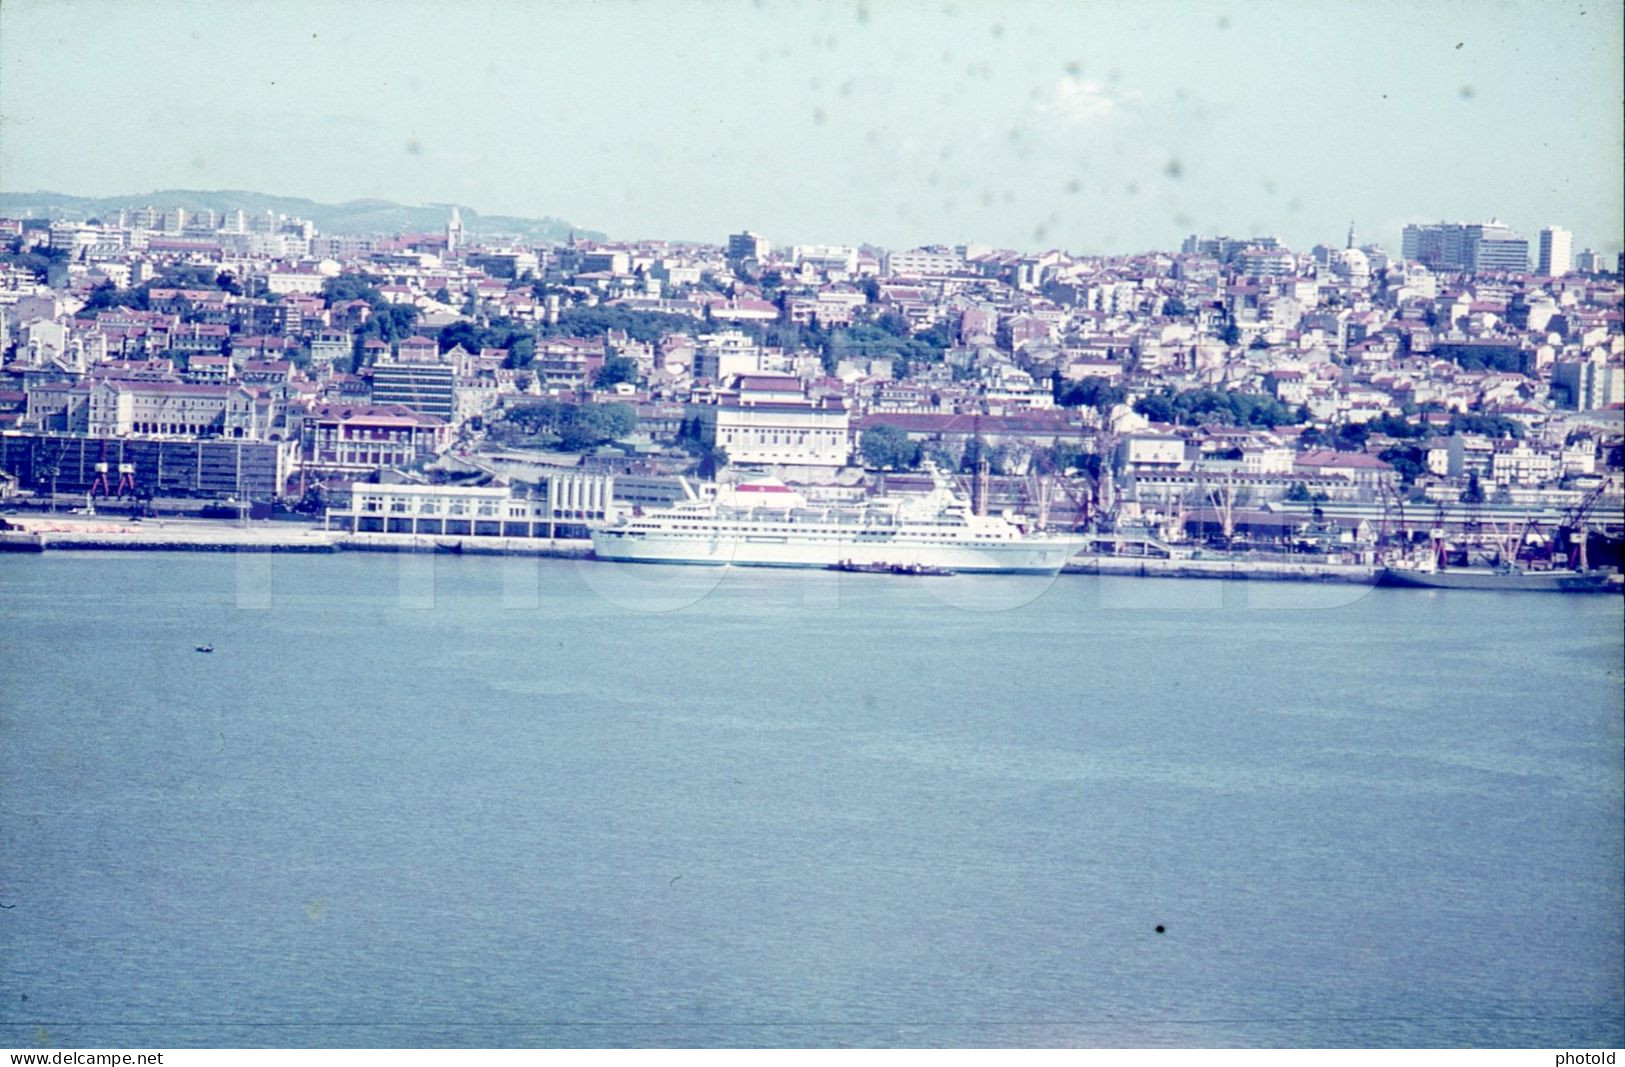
[0,201,1620,554]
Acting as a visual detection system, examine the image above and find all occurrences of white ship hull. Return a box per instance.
[590,526,1075,574]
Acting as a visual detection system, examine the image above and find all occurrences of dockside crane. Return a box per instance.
[1507,513,1540,567]
[1205,473,1238,551]
[1555,483,1606,571]
[1377,482,1410,556]
[1053,472,1094,534]
[1019,470,1054,530]
[1431,501,1449,568]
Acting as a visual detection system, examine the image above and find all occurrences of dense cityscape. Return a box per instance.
[0,198,1618,575]
[3,0,1621,1053]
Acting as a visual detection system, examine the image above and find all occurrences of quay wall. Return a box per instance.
[1,518,595,558]
[337,532,594,558]
[12,522,340,553]
[7,519,1376,581]
[1065,554,1378,584]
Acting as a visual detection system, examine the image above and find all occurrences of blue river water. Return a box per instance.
[1,551,1621,1048]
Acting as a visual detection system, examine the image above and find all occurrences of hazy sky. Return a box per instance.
[2,0,1620,256]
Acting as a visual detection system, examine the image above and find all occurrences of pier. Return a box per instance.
[0,514,596,559]
[1065,553,1379,584]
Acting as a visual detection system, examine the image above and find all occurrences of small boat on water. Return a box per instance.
[195,644,214,653]
[829,559,893,574]
[433,540,464,555]
[885,562,954,577]
[828,559,955,576]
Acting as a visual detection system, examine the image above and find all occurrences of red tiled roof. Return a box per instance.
[850,412,1075,434]
[736,375,803,391]
[305,402,446,427]
[1295,449,1392,470]
[101,380,230,397]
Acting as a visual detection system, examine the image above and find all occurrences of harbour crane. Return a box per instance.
[1376,482,1409,554]
[1554,483,1606,571]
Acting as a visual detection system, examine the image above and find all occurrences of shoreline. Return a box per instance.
[0,523,595,559]
[7,519,1619,592]
[2,518,1377,582]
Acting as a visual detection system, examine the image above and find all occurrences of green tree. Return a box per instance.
[1367,413,1423,439]
[1448,412,1524,440]
[698,444,729,479]
[437,321,486,354]
[500,399,568,438]
[823,321,947,369]
[488,400,638,450]
[505,335,535,369]
[876,310,912,337]
[1055,375,1127,412]
[0,245,67,282]
[349,304,422,371]
[153,265,221,289]
[1461,471,1485,504]
[543,306,709,345]
[859,424,921,470]
[1134,391,1176,424]
[1034,441,1089,475]
[1131,387,1302,429]
[1433,342,1523,373]
[558,403,638,451]
[321,274,385,305]
[1333,422,1370,451]
[1379,445,1428,486]
[593,355,640,389]
[437,317,535,362]
[80,282,149,314]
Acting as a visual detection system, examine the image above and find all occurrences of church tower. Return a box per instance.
[446,207,464,254]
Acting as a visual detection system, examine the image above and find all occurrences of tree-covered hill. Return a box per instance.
[0,188,602,242]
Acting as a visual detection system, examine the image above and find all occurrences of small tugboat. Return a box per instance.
[888,562,954,577]
[827,559,955,576]
[195,644,213,653]
[829,559,894,574]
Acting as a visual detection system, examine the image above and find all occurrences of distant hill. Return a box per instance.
[0,189,603,243]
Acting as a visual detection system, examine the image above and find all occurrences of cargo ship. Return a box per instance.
[1379,562,1617,593]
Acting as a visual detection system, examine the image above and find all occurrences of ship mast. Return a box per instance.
[970,411,989,517]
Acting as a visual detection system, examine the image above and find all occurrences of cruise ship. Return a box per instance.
[590,468,1076,573]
